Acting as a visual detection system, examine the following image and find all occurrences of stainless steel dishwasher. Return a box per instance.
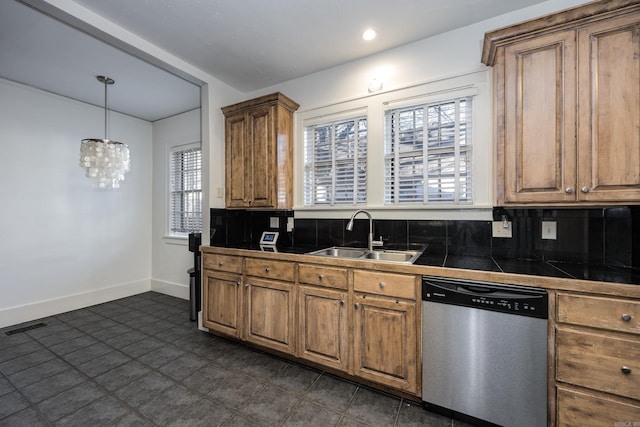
[421,276,548,427]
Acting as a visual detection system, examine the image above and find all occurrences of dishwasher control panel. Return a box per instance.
[422,276,548,319]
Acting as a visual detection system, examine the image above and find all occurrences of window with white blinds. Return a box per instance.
[169,144,202,235]
[304,115,367,206]
[384,96,472,205]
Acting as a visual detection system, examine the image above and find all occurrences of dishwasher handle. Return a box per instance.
[460,285,496,294]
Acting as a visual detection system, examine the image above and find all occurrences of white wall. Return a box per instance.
[0,79,153,328]
[243,0,588,106]
[212,0,590,220]
[151,109,201,299]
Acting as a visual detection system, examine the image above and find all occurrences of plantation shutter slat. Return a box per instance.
[304,115,367,206]
[384,95,473,204]
[169,145,202,234]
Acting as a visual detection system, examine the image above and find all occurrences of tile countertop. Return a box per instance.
[204,243,640,288]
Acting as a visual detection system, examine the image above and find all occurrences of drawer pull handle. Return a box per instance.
[318,274,324,280]
[622,366,632,375]
[622,313,632,322]
[265,267,270,273]
[379,282,385,289]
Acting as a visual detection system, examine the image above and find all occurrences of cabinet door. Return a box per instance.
[203,270,242,337]
[298,286,349,372]
[352,294,417,394]
[501,30,577,203]
[577,15,640,202]
[244,276,295,354]
[225,112,249,208]
[246,105,275,207]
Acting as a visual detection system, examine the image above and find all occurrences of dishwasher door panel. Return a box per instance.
[422,301,547,427]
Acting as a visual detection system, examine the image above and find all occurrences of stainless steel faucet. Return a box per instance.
[346,210,383,251]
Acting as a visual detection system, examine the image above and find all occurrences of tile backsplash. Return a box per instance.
[210,207,639,269]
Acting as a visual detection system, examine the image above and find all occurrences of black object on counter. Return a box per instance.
[188,232,202,321]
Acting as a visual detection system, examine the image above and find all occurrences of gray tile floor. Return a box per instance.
[0,292,471,426]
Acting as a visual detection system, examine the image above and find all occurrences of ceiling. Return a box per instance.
[1,0,552,122]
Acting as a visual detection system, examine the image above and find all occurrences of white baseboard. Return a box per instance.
[150,279,189,300]
[0,279,151,329]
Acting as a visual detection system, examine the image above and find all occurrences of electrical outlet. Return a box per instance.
[286,217,294,232]
[542,221,557,240]
[216,187,223,198]
[492,221,512,238]
[269,217,280,228]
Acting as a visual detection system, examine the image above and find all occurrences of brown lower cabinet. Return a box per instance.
[202,252,421,398]
[297,285,349,372]
[555,292,640,426]
[203,269,243,338]
[244,276,295,354]
[352,293,417,394]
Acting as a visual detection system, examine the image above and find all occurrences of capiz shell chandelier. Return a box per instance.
[80,75,130,189]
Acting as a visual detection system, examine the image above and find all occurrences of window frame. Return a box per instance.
[303,109,368,207]
[293,70,493,220]
[383,92,475,206]
[167,142,202,238]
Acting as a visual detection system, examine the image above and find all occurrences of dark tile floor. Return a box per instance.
[0,292,470,427]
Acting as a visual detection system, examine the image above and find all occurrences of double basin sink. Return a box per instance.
[307,246,425,264]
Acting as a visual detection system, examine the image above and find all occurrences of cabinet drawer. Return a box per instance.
[203,253,243,274]
[298,264,348,289]
[353,270,417,300]
[557,385,640,427]
[557,293,640,335]
[556,328,640,400]
[245,258,294,282]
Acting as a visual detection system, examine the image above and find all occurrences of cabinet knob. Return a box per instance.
[236,281,241,286]
[622,313,632,322]
[581,186,590,193]
[565,187,573,194]
[340,300,344,306]
[379,282,385,289]
[265,267,270,273]
[318,274,324,280]
[218,262,223,266]
[354,303,359,309]
[622,366,632,375]
[245,283,249,288]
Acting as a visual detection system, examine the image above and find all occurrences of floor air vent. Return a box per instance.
[4,322,47,336]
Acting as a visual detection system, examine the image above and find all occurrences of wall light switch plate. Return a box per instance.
[269,217,280,228]
[492,221,512,238]
[542,221,557,240]
[216,187,223,198]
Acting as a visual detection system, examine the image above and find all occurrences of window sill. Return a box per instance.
[293,205,493,221]
[163,235,188,246]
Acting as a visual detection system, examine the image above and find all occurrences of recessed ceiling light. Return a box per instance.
[362,29,376,41]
